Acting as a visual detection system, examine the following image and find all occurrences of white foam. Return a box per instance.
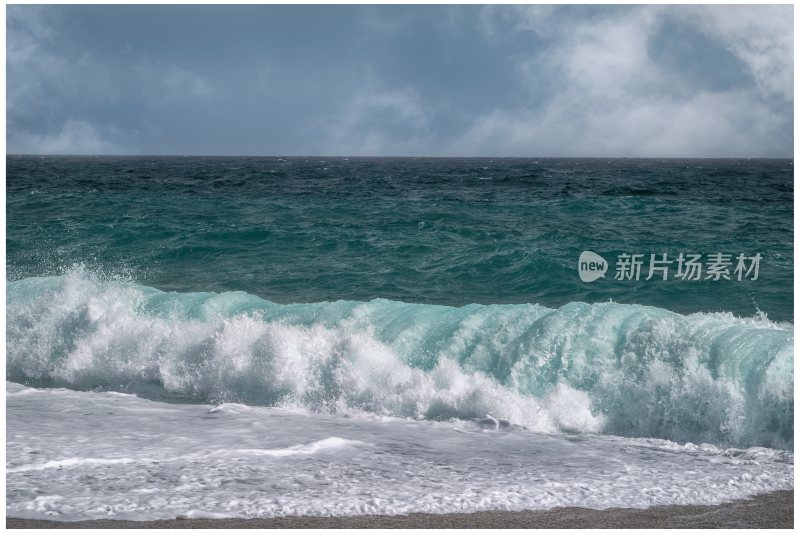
[8,457,139,473]
[233,437,365,457]
[6,270,794,450]
[6,383,793,522]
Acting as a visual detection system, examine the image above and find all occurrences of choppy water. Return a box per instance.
[7,156,793,320]
[6,156,794,520]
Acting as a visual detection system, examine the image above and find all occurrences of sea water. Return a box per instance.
[6,156,793,520]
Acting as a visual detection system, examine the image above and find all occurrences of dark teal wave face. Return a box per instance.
[6,156,794,322]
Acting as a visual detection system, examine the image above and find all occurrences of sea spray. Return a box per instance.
[7,268,793,448]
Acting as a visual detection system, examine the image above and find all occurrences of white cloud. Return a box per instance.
[454,5,792,157]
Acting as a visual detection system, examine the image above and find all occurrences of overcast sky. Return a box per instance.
[6,4,794,157]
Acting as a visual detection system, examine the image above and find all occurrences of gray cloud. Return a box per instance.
[680,5,793,101]
[6,5,793,157]
[11,119,128,155]
[323,82,433,156]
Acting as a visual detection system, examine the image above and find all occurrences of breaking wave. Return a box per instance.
[7,269,793,448]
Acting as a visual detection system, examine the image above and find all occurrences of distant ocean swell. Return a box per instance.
[7,268,793,449]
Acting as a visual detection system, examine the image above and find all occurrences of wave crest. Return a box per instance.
[6,269,793,448]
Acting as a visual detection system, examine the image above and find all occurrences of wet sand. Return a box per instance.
[7,490,793,529]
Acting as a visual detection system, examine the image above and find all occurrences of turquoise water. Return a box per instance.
[7,156,793,320]
[6,156,794,448]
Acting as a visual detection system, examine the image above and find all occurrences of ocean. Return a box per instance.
[6,155,794,520]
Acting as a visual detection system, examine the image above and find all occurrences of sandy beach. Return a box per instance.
[7,490,793,529]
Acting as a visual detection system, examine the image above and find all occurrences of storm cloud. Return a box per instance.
[6,5,793,157]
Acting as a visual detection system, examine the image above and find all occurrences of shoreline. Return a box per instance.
[7,490,793,529]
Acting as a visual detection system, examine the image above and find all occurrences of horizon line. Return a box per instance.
[6,153,794,160]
